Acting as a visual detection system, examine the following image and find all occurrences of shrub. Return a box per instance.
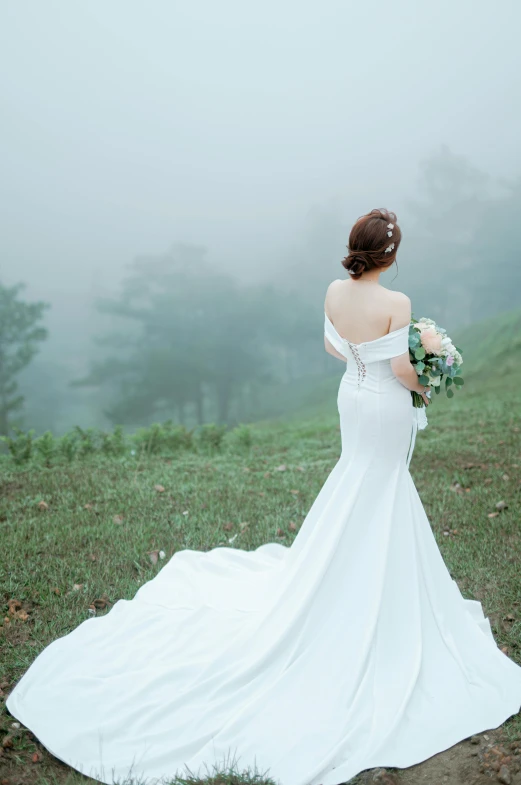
[100,425,126,456]
[34,431,57,466]
[0,418,257,465]
[227,423,253,451]
[132,421,193,455]
[194,423,227,452]
[73,426,99,456]
[59,431,79,462]
[0,427,35,464]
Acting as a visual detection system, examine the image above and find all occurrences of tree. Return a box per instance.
[403,146,521,329]
[74,245,277,426]
[469,175,521,323]
[0,282,49,435]
[402,145,492,328]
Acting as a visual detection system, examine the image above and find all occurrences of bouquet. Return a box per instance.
[408,317,464,408]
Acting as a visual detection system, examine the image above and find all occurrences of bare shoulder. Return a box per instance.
[386,288,411,330]
[324,278,345,306]
[386,289,411,307]
[326,278,345,295]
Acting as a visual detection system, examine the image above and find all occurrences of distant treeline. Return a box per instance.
[2,146,520,436]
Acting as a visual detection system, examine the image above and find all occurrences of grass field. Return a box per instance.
[1,311,521,785]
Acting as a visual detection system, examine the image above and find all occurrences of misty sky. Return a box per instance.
[2,0,520,304]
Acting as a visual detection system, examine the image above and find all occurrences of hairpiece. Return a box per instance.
[387,222,394,237]
[384,242,395,254]
[348,268,357,275]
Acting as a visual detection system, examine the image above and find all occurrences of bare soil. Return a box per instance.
[356,727,521,785]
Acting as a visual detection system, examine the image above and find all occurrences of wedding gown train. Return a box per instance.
[6,314,521,785]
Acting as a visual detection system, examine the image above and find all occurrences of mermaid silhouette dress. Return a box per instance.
[6,313,521,785]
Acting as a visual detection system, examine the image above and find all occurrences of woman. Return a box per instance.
[7,209,521,785]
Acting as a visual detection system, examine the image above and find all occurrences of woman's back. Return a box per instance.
[325,278,410,344]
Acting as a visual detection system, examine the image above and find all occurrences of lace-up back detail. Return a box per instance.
[347,342,367,387]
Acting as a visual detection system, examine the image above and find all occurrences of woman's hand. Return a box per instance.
[419,386,431,406]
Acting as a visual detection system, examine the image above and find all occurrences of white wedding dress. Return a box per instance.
[7,313,521,785]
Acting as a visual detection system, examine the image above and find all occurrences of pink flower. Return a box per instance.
[446,355,454,366]
[420,327,442,355]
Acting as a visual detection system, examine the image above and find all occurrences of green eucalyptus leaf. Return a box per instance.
[453,377,464,386]
[415,347,426,360]
[419,374,429,386]
[445,377,453,387]
[446,387,454,398]
[435,385,441,394]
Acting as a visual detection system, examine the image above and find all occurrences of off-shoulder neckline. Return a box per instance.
[324,312,409,347]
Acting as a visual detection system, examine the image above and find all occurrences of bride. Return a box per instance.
[7,208,521,785]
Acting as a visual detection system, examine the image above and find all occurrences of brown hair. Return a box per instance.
[341,208,401,280]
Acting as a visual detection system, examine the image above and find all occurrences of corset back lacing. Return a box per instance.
[347,343,367,387]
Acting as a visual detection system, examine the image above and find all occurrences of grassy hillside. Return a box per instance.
[454,307,521,377]
[1,310,521,785]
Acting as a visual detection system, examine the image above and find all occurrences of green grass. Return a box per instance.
[1,313,521,785]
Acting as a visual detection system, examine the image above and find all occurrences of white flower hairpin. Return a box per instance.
[385,242,395,254]
[387,223,394,237]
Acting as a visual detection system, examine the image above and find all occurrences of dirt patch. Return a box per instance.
[0,746,81,785]
[395,728,521,785]
[351,728,521,785]
[1,598,35,648]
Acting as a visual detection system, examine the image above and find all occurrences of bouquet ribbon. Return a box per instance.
[406,404,428,469]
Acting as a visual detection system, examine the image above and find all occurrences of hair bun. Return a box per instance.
[342,251,370,280]
[341,208,401,280]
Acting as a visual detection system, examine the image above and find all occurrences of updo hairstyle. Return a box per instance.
[341,208,401,280]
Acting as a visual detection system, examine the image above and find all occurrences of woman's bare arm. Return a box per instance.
[324,335,348,362]
[391,352,430,399]
[389,294,430,404]
[324,281,348,362]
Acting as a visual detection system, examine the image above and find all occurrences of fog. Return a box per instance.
[1,0,520,434]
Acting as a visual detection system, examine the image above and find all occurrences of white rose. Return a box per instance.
[428,374,442,387]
